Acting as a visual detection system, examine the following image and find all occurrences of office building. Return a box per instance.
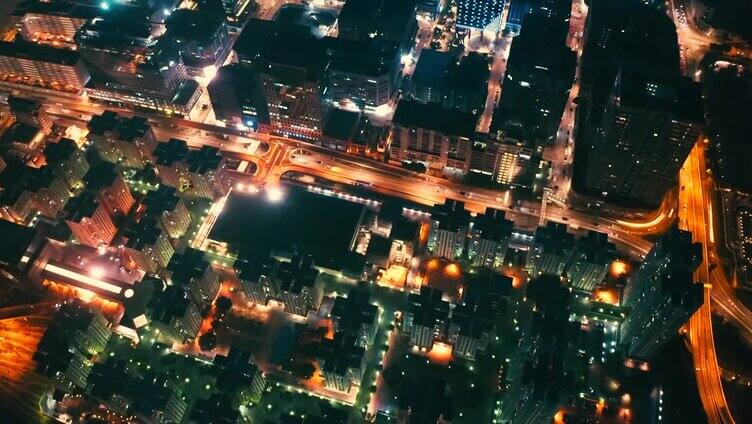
[410,49,453,105]
[584,71,703,208]
[164,7,231,76]
[468,131,535,186]
[390,100,478,176]
[428,199,471,260]
[323,37,400,110]
[0,37,90,92]
[506,0,571,32]
[207,64,270,131]
[75,9,201,114]
[457,0,505,32]
[526,222,576,277]
[87,111,158,169]
[467,207,514,268]
[260,33,324,141]
[272,253,323,317]
[337,0,383,41]
[403,286,450,350]
[492,12,575,146]
[443,52,490,114]
[565,230,617,293]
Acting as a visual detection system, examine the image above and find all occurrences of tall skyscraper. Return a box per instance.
[619,227,702,359]
[428,199,471,260]
[492,12,575,146]
[526,222,576,277]
[566,230,617,293]
[501,274,576,423]
[584,71,703,208]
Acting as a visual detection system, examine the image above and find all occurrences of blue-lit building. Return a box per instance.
[457,0,506,32]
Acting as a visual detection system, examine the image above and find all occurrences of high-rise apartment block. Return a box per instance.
[428,200,471,260]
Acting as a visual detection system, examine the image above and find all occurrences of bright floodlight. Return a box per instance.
[89,266,105,279]
[100,1,110,10]
[124,288,135,299]
[266,187,284,203]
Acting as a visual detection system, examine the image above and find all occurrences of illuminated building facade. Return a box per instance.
[619,227,702,358]
[0,162,70,222]
[329,284,379,348]
[207,64,270,131]
[8,95,53,134]
[526,222,576,277]
[185,145,230,200]
[390,101,477,176]
[467,207,513,268]
[141,186,192,240]
[64,192,117,248]
[119,215,175,274]
[584,71,703,208]
[565,231,617,293]
[87,111,158,169]
[402,287,450,350]
[13,0,97,46]
[168,248,221,304]
[428,199,470,260]
[0,38,91,92]
[320,333,367,392]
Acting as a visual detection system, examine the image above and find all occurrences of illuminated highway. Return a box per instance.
[680,143,735,424]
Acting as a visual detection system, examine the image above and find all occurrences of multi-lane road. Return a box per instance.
[681,144,735,424]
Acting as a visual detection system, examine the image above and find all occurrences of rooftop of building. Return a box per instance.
[446,52,490,93]
[186,145,222,174]
[0,123,44,147]
[392,100,477,137]
[63,191,101,222]
[407,286,450,327]
[120,214,162,249]
[13,0,99,20]
[84,161,122,191]
[431,199,471,233]
[87,111,153,142]
[276,253,320,294]
[165,6,226,42]
[412,49,452,88]
[8,95,43,115]
[0,37,82,65]
[153,138,189,166]
[141,185,181,217]
[338,0,383,22]
[147,283,193,325]
[0,218,37,267]
[210,185,367,270]
[533,221,576,255]
[0,161,58,205]
[472,207,513,243]
[75,8,154,50]
[323,109,362,141]
[43,138,78,163]
[166,247,211,285]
